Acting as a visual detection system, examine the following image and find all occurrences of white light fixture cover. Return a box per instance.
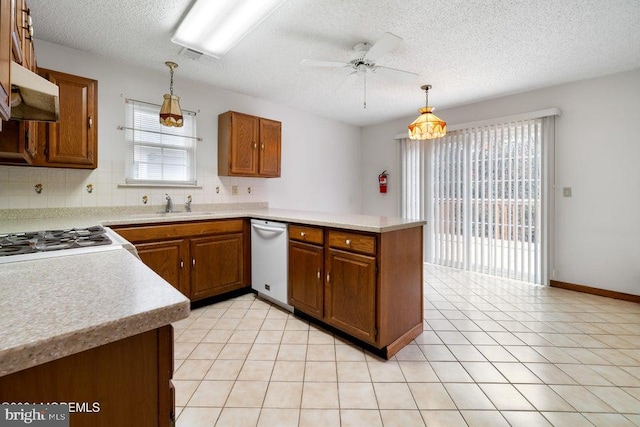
[172,0,287,58]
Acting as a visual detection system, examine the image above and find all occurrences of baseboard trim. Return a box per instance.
[550,280,640,304]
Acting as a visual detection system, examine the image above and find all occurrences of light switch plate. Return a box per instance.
[563,187,572,197]
[232,185,238,195]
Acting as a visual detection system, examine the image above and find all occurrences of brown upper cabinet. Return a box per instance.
[0,0,35,123]
[0,69,98,168]
[36,68,97,168]
[0,0,99,168]
[0,0,11,122]
[218,111,281,178]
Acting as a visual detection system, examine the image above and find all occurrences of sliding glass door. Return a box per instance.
[401,114,556,285]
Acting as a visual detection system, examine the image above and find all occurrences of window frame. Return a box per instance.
[124,98,198,186]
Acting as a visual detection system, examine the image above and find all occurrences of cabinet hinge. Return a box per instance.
[374,327,378,339]
[24,129,29,143]
[375,263,378,275]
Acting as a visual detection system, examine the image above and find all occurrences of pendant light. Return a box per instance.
[408,84,446,140]
[159,61,183,127]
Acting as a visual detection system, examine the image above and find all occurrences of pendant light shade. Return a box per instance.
[408,85,446,140]
[160,61,184,127]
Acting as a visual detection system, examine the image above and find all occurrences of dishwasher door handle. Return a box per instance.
[252,224,286,234]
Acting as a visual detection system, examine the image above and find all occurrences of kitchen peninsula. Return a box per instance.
[109,207,426,359]
[0,205,424,425]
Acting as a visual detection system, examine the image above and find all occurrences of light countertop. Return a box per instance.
[0,248,190,377]
[0,206,425,234]
[104,208,425,233]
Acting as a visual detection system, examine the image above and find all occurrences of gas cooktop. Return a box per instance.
[0,226,112,257]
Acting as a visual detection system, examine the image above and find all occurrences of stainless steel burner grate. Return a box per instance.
[0,226,112,257]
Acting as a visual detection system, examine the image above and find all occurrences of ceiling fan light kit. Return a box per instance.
[408,84,446,140]
[160,61,184,127]
[171,0,287,58]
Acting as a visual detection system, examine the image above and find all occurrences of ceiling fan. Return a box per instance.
[301,32,418,108]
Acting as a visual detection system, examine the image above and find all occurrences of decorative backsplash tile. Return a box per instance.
[0,161,268,210]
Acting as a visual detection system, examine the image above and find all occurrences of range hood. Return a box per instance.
[9,61,59,122]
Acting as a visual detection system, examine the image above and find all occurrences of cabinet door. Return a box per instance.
[190,233,244,300]
[288,240,323,318]
[135,239,190,297]
[40,69,97,168]
[258,118,281,177]
[9,0,21,63]
[0,0,11,121]
[326,249,377,344]
[19,4,34,71]
[230,112,258,175]
[0,118,36,164]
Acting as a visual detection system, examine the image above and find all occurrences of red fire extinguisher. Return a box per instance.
[378,170,389,193]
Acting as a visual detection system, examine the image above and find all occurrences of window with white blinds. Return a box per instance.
[400,112,557,285]
[124,99,197,185]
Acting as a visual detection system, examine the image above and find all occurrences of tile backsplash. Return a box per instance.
[0,162,268,209]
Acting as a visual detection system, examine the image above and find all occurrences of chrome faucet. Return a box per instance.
[165,193,173,213]
[185,195,192,212]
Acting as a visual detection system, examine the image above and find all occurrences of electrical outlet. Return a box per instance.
[562,187,572,197]
[232,185,238,195]
[247,187,252,194]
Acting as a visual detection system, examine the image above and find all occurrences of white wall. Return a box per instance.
[0,40,362,213]
[361,68,640,296]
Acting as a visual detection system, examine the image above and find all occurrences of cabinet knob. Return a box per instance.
[346,239,351,245]
[326,272,330,283]
[180,260,183,268]
[260,143,265,150]
[253,142,257,149]
[300,232,306,237]
[192,258,196,266]
[317,268,321,280]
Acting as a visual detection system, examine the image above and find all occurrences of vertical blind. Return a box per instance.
[401,113,556,284]
[124,99,198,185]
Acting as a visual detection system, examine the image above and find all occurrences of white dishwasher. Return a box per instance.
[250,219,292,311]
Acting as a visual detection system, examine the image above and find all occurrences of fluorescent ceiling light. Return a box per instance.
[171,0,287,58]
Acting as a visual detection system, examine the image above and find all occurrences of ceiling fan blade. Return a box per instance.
[301,59,349,68]
[364,32,403,61]
[335,71,359,92]
[374,66,420,82]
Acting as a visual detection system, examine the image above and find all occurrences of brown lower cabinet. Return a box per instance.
[113,219,250,301]
[288,224,424,359]
[135,239,190,297]
[288,240,324,317]
[326,248,377,343]
[0,325,175,427]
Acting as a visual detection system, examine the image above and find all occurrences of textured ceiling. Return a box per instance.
[28,0,640,126]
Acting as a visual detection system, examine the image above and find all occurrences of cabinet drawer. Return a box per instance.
[328,231,376,255]
[114,219,244,242]
[289,225,323,245]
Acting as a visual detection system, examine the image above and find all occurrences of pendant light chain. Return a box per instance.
[169,65,174,96]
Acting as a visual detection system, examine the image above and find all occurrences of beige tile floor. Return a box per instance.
[173,264,640,426]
